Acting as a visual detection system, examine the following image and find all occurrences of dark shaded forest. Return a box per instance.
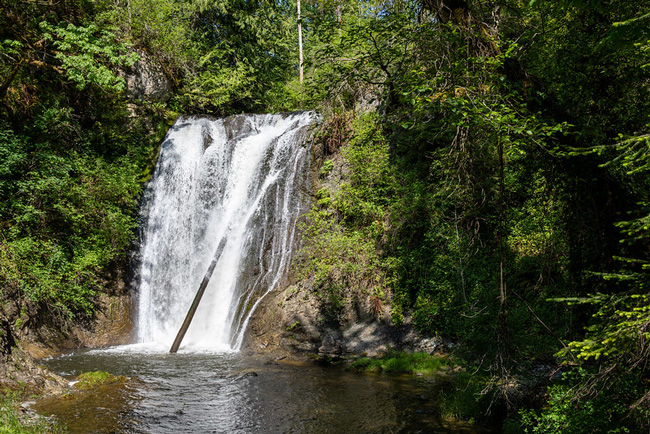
[1,0,649,431]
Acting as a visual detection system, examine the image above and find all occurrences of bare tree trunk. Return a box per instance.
[170,236,228,353]
[297,0,304,84]
[336,2,342,37]
[127,0,132,32]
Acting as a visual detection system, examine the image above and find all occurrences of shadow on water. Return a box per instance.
[36,350,494,434]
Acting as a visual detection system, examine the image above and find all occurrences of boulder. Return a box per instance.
[318,334,342,358]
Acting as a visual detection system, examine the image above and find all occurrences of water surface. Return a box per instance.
[38,347,489,433]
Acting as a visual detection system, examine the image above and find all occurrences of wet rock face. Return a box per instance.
[123,50,172,102]
[243,283,441,361]
[16,292,134,360]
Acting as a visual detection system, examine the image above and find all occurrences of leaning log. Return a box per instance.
[169,236,228,353]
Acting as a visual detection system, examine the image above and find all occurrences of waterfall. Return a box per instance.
[136,112,315,352]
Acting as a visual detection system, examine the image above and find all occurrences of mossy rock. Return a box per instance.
[73,371,127,390]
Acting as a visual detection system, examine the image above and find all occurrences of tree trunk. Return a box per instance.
[297,0,304,84]
[497,138,510,362]
[336,2,342,37]
[170,236,228,353]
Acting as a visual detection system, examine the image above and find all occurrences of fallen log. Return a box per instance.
[169,236,228,353]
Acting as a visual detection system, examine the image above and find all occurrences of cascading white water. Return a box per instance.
[136,112,315,352]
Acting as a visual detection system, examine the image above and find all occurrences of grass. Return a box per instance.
[0,392,66,434]
[350,350,450,375]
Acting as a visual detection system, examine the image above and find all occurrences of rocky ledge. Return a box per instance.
[242,282,443,361]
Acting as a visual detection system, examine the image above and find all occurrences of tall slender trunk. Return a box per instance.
[336,2,342,37]
[127,0,132,32]
[297,0,304,84]
[497,138,509,361]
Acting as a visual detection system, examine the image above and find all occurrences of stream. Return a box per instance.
[36,346,491,433]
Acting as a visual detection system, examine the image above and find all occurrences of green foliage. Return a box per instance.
[319,159,334,177]
[295,112,397,316]
[286,321,301,331]
[555,293,650,363]
[0,0,165,323]
[389,35,574,355]
[297,2,650,430]
[97,0,197,72]
[523,1,650,150]
[0,0,172,329]
[300,87,573,357]
[0,118,144,318]
[0,126,26,193]
[295,206,385,312]
[436,371,493,424]
[265,77,313,112]
[40,22,139,92]
[350,350,449,375]
[181,0,296,113]
[351,350,493,423]
[334,114,396,225]
[0,393,66,434]
[519,369,646,433]
[97,0,297,113]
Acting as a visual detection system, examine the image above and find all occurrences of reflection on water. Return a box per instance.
[37,348,490,433]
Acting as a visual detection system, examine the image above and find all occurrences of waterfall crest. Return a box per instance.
[136,112,314,352]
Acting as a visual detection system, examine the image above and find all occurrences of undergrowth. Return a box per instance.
[0,392,65,434]
[350,350,449,375]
